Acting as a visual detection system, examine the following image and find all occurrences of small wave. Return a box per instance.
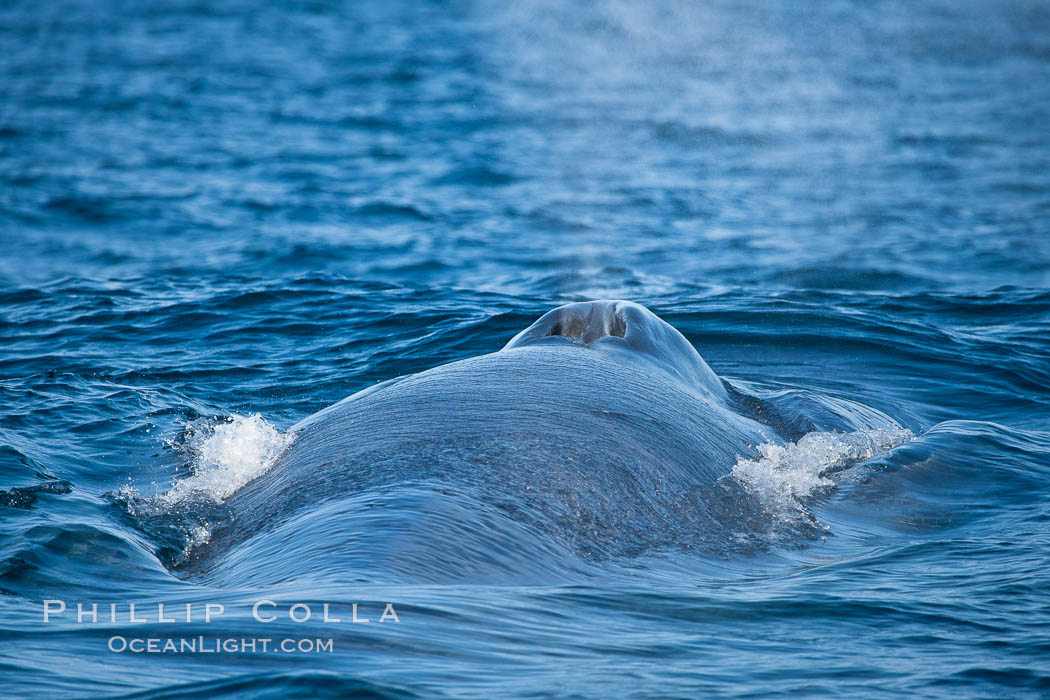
[730,427,914,523]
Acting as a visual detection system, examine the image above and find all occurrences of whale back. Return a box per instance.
[182,302,773,584]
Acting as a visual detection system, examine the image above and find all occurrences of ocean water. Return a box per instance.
[2,0,1050,697]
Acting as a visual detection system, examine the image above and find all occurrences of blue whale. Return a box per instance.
[183,301,775,584]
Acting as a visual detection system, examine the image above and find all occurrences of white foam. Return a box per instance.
[731,427,914,519]
[158,414,292,505]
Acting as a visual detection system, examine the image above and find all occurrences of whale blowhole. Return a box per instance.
[545,308,627,343]
[506,300,728,400]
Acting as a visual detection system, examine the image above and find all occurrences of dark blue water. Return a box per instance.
[2,0,1050,696]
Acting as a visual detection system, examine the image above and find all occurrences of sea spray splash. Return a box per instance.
[159,414,292,504]
[729,426,915,528]
[110,414,292,567]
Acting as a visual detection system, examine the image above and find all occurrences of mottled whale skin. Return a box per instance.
[189,301,774,584]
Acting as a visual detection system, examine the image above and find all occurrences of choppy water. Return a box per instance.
[2,0,1049,697]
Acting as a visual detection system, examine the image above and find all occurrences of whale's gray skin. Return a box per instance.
[185,301,776,585]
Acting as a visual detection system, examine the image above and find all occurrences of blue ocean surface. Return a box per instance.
[2,0,1049,697]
